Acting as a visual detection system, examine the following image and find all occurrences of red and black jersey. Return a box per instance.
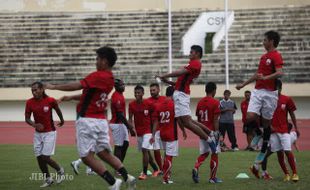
[272,94,296,133]
[25,96,58,133]
[77,70,114,119]
[110,91,126,124]
[196,96,220,131]
[129,100,152,136]
[255,50,283,91]
[175,60,201,94]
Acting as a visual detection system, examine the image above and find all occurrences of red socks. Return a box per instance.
[163,155,173,181]
[210,154,218,179]
[154,150,163,171]
[194,153,209,170]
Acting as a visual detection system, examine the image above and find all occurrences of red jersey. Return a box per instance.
[146,96,166,130]
[110,91,126,124]
[25,96,58,133]
[240,100,249,124]
[175,60,201,94]
[272,94,296,133]
[129,100,151,136]
[255,50,283,91]
[153,98,177,141]
[196,96,220,131]
[77,71,114,119]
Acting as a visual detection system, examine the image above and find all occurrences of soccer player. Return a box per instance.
[150,86,187,184]
[156,45,216,152]
[25,81,65,187]
[236,30,284,163]
[146,83,166,172]
[241,91,262,151]
[192,82,222,184]
[250,80,300,182]
[128,85,160,180]
[56,94,97,175]
[219,90,239,151]
[45,46,136,190]
[110,79,136,163]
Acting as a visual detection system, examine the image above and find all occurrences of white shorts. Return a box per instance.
[248,89,278,120]
[173,90,191,117]
[137,133,153,151]
[76,117,112,157]
[199,139,221,154]
[153,130,163,150]
[110,123,129,146]
[270,133,291,152]
[162,140,179,156]
[33,131,57,157]
[290,131,297,144]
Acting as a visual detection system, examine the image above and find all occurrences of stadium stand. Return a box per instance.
[0,6,309,87]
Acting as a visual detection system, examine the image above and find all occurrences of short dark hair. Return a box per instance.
[205,82,217,94]
[134,84,144,92]
[150,83,159,88]
[31,81,47,97]
[245,90,251,94]
[166,86,174,97]
[191,45,203,58]
[96,46,117,67]
[224,89,231,95]
[114,78,123,87]
[264,30,281,48]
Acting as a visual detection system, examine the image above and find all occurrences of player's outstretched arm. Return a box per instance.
[158,68,188,84]
[236,73,258,90]
[45,81,82,91]
[58,94,81,104]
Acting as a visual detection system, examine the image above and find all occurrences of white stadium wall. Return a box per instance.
[1,83,310,121]
[1,0,310,12]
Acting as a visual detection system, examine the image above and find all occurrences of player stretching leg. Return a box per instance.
[251,81,300,182]
[192,82,222,184]
[25,81,65,187]
[236,31,284,164]
[157,45,217,153]
[46,46,136,190]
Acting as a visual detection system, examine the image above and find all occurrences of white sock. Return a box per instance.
[254,163,259,170]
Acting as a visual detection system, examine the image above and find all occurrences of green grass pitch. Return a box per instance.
[0,144,309,190]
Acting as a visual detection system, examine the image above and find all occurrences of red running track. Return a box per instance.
[0,120,310,150]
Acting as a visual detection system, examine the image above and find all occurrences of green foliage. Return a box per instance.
[0,145,309,190]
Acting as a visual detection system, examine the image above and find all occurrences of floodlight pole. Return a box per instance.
[168,0,172,74]
[224,0,229,89]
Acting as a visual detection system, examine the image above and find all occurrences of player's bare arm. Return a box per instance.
[58,94,81,104]
[289,109,300,137]
[257,67,284,80]
[155,75,176,86]
[45,81,82,91]
[158,68,189,86]
[150,119,158,144]
[116,111,136,136]
[235,72,258,90]
[25,116,44,131]
[54,105,64,127]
